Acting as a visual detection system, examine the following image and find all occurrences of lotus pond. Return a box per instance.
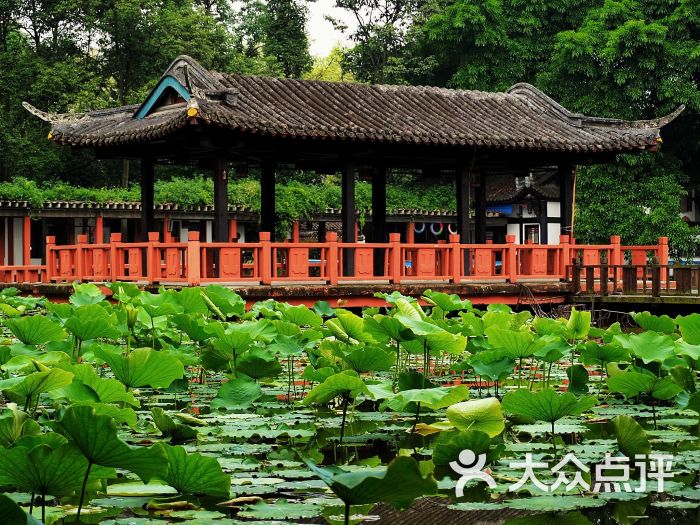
[0,283,699,525]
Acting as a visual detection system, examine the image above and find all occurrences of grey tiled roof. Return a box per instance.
[34,56,679,153]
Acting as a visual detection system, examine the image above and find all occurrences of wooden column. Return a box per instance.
[456,160,472,274]
[475,171,487,244]
[213,157,229,243]
[559,164,574,237]
[372,166,387,276]
[95,214,104,244]
[342,160,356,276]
[229,218,238,242]
[141,157,155,241]
[0,218,5,265]
[539,200,548,244]
[371,166,387,243]
[23,215,30,264]
[260,162,276,237]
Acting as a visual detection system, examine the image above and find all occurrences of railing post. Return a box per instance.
[110,233,121,281]
[389,233,402,284]
[651,256,661,297]
[572,258,581,294]
[658,236,669,285]
[559,234,570,280]
[260,232,272,285]
[186,231,201,286]
[76,233,88,282]
[609,235,622,266]
[505,234,517,283]
[147,232,160,284]
[45,236,55,281]
[449,233,461,284]
[326,231,339,285]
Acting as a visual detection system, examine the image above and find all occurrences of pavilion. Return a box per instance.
[25,55,680,276]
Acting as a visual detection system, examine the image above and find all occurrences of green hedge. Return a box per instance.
[0,176,457,237]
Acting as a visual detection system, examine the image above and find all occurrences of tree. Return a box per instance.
[304,45,354,81]
[329,0,434,84]
[261,0,312,77]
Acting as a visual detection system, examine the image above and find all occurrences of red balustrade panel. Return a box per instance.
[473,248,494,277]
[355,247,374,278]
[529,247,549,276]
[164,248,181,279]
[59,250,74,278]
[219,248,241,279]
[288,248,309,279]
[416,248,436,277]
[127,248,142,277]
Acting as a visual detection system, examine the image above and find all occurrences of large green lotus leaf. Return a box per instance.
[303,371,370,405]
[279,304,322,328]
[676,313,700,345]
[502,388,596,424]
[532,316,568,337]
[170,287,208,316]
[613,332,675,364]
[566,365,589,395]
[57,363,139,407]
[3,351,71,374]
[72,401,138,428]
[343,346,395,373]
[0,405,40,447]
[395,297,426,320]
[0,493,43,525]
[446,397,505,437]
[382,385,470,412]
[432,429,492,466]
[7,368,74,400]
[235,347,282,379]
[469,350,515,381]
[484,327,535,358]
[0,443,90,496]
[459,312,484,337]
[609,415,651,457]
[631,311,676,334]
[532,335,570,363]
[3,315,66,346]
[422,290,472,312]
[161,444,230,497]
[566,307,591,340]
[202,285,246,318]
[134,291,183,319]
[94,346,184,388]
[70,283,106,306]
[64,304,120,341]
[238,499,321,520]
[364,315,413,343]
[326,311,374,344]
[304,456,437,509]
[171,314,210,342]
[607,371,683,400]
[60,405,167,482]
[212,377,262,410]
[151,408,198,442]
[206,321,254,352]
[395,314,444,337]
[674,340,700,360]
[580,342,629,366]
[426,331,467,356]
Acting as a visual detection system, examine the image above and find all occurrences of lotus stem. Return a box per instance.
[344,500,351,525]
[77,460,93,521]
[551,421,557,459]
[412,402,421,433]
[339,393,350,446]
[41,492,45,524]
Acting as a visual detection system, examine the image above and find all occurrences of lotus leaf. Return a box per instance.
[161,444,231,497]
[613,331,675,364]
[94,346,184,388]
[0,405,40,447]
[212,377,263,410]
[566,307,591,340]
[609,415,651,457]
[70,283,106,306]
[0,493,42,525]
[502,389,596,424]
[151,407,199,442]
[446,397,505,437]
[3,315,66,346]
[303,371,371,405]
[382,385,470,412]
[607,371,683,400]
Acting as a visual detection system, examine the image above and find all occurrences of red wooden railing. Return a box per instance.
[0,232,670,287]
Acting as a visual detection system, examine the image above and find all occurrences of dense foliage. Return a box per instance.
[0,285,699,523]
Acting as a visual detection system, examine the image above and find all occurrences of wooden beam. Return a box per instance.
[559,164,574,238]
[539,200,548,244]
[23,215,31,264]
[140,157,155,241]
[260,162,276,237]
[342,160,356,276]
[213,157,229,242]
